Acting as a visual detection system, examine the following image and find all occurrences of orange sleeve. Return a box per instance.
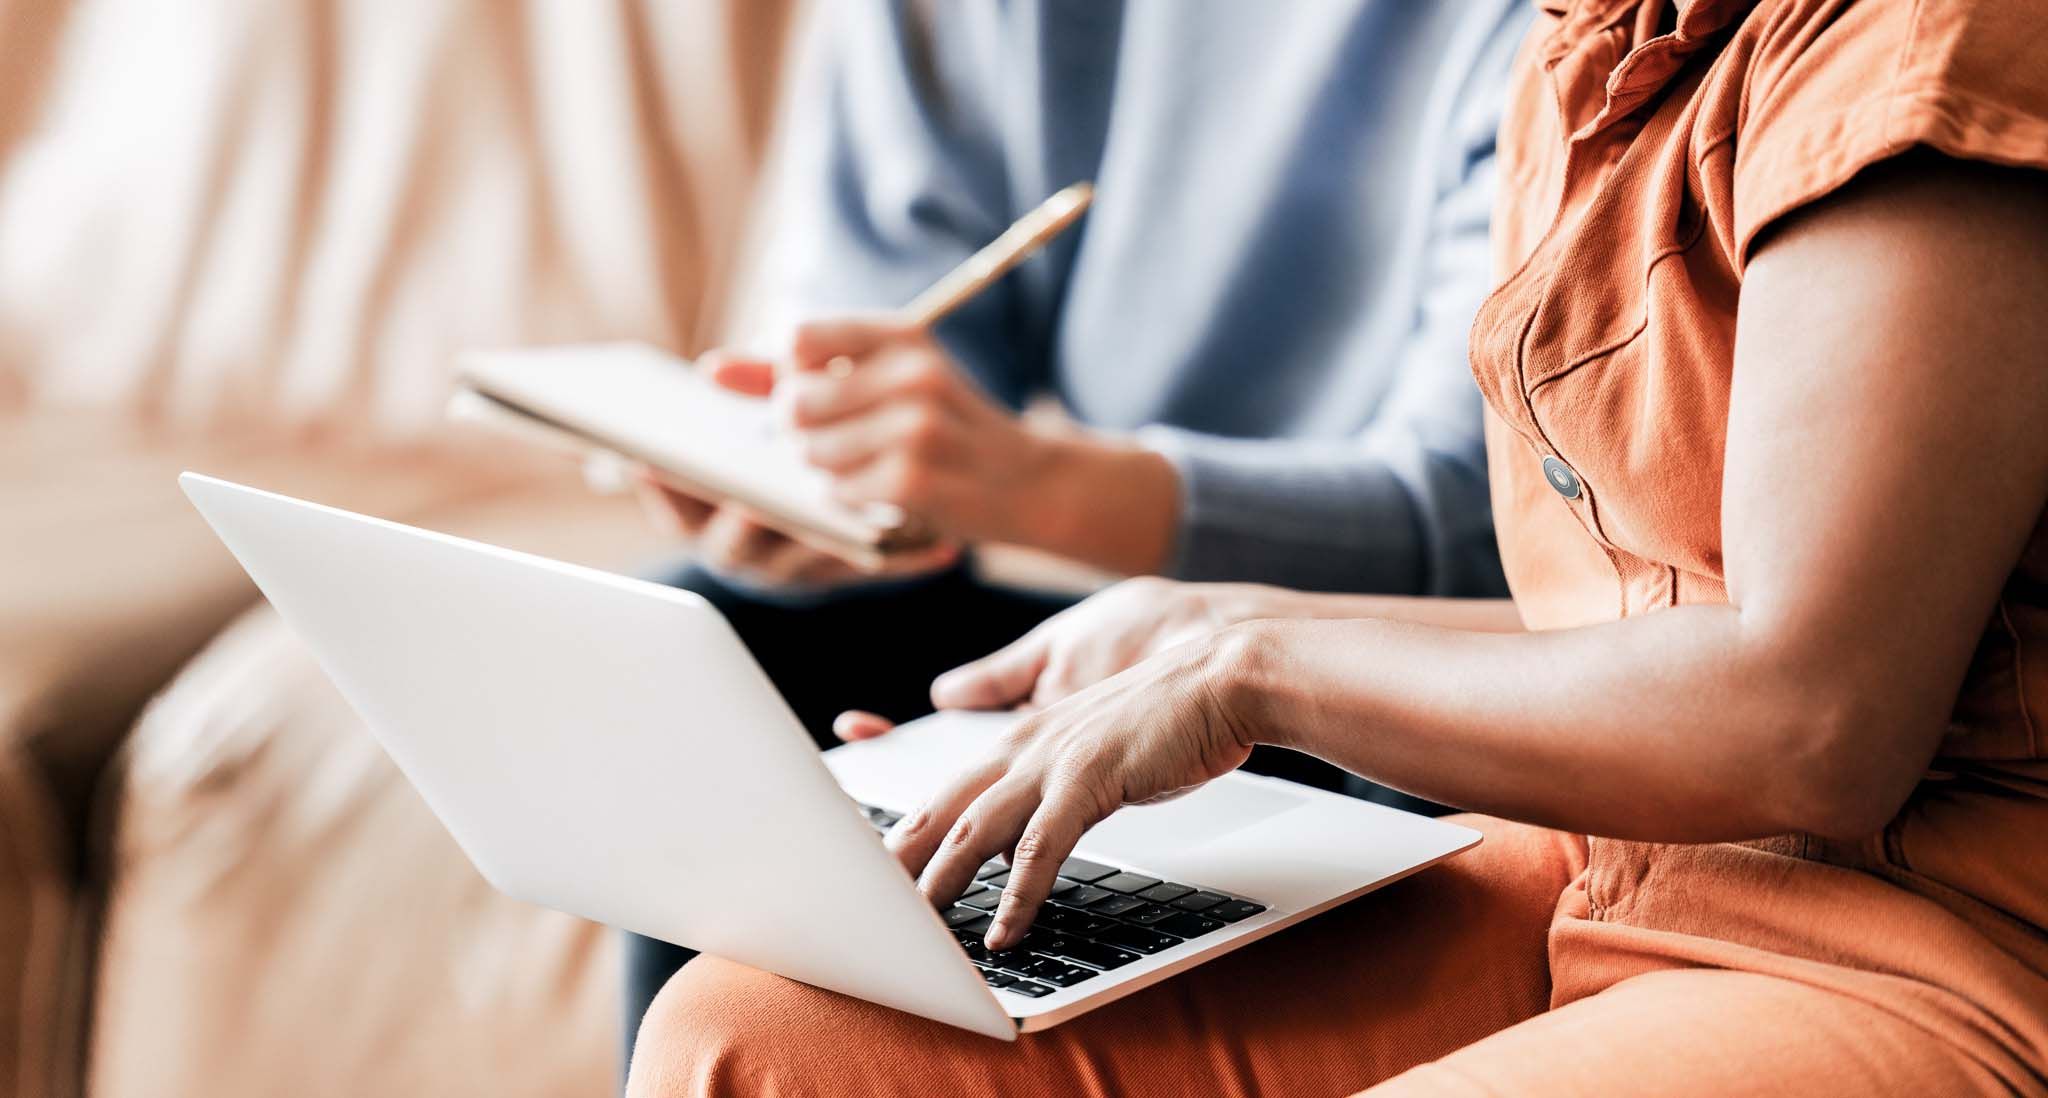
[1731,0,2048,267]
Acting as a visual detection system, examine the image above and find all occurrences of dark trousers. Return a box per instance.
[618,563,1445,1075]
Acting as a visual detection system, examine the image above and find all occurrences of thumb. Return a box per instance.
[701,350,778,397]
[931,634,1050,711]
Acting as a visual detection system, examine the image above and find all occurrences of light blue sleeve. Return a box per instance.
[746,1,1044,409]
[1140,4,1529,596]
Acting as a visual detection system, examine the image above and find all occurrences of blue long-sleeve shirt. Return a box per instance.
[746,0,1531,595]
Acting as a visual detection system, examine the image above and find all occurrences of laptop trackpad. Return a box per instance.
[824,711,1308,858]
[1083,777,1306,858]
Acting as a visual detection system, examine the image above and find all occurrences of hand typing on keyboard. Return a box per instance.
[859,805,1267,999]
[880,629,1262,952]
[929,577,1272,712]
[830,577,1273,742]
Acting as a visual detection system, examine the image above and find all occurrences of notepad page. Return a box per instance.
[458,343,892,548]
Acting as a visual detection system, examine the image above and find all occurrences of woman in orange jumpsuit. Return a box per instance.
[628,2,2048,1092]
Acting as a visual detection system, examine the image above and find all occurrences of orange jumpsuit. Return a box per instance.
[628,2,2048,1093]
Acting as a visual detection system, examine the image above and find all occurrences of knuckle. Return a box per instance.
[1044,757,1112,813]
[1038,738,1081,772]
[897,808,935,838]
[995,890,1030,920]
[1042,755,1093,797]
[942,815,977,850]
[996,720,1038,753]
[1011,828,1053,865]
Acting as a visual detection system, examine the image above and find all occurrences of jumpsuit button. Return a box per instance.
[1542,455,1582,499]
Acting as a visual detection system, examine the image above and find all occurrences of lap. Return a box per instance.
[1368,967,2020,1097]
[626,816,1584,1098]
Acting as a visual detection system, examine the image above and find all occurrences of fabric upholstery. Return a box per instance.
[0,0,796,430]
[0,0,802,1093]
[89,483,665,1098]
[0,410,587,1098]
[2,414,556,822]
[0,412,665,1097]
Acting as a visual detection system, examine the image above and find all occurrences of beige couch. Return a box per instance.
[0,2,800,1094]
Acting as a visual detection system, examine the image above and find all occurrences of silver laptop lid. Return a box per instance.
[179,473,1013,1039]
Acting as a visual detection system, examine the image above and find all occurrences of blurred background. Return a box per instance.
[0,1,809,1094]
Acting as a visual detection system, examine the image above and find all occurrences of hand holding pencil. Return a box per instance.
[642,184,1116,587]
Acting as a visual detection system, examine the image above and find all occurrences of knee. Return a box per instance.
[627,957,995,1097]
[629,957,928,1098]
[625,959,778,1098]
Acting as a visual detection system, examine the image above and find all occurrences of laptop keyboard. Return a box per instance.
[858,803,1268,1000]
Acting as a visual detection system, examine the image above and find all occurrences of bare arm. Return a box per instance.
[832,580,1520,741]
[1228,154,2048,841]
[892,155,2048,950]
[1221,588,1524,633]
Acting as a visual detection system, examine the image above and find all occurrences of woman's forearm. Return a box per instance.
[1219,608,1934,843]
[1226,586,1526,633]
[1127,580,1526,636]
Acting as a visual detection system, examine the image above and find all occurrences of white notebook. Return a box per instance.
[452,343,920,567]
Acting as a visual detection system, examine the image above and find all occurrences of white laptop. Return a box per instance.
[180,472,1480,1040]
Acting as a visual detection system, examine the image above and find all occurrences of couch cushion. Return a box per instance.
[1,407,665,1096]
[0,410,591,825]
[89,483,665,1098]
